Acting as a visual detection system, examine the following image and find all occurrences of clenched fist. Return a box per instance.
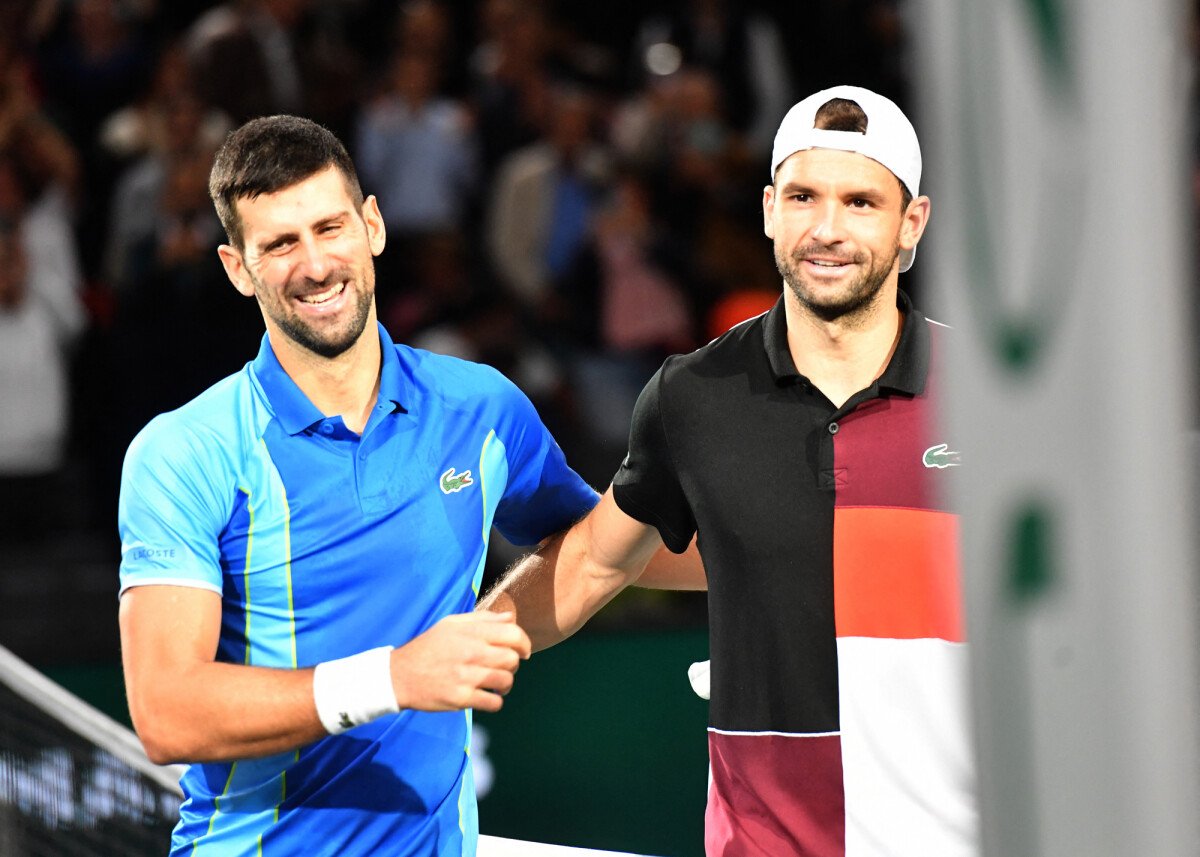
[390,611,532,713]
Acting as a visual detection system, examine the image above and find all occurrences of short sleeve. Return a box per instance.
[117,417,232,597]
[491,377,598,546]
[611,360,695,553]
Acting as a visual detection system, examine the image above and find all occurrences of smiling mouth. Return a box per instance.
[805,259,854,270]
[298,281,346,305]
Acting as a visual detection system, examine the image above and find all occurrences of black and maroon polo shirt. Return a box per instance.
[612,292,976,857]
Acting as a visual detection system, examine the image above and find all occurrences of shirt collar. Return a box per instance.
[252,322,412,436]
[762,289,930,396]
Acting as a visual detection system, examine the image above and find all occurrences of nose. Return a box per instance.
[297,232,332,282]
[811,202,845,244]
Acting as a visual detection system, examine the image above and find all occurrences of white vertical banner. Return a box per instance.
[911,1,1200,855]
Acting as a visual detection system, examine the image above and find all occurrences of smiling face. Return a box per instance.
[217,166,387,360]
[764,148,928,324]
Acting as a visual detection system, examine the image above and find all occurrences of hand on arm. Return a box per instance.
[477,487,678,651]
[121,587,532,765]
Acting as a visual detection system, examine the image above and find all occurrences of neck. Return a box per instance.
[267,315,383,434]
[784,283,903,409]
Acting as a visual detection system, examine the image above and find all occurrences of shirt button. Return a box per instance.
[320,423,334,435]
[828,422,839,435]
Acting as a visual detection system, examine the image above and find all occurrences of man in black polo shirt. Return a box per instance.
[480,85,976,857]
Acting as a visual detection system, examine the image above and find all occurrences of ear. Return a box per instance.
[762,184,777,240]
[362,195,387,257]
[899,195,931,256]
[217,244,255,297]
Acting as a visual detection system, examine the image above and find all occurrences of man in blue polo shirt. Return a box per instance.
[117,115,598,856]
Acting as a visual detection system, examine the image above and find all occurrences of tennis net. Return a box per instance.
[0,644,182,856]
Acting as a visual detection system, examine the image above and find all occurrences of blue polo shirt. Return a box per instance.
[118,324,597,856]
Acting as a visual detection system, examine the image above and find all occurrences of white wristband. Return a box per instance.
[312,646,399,735]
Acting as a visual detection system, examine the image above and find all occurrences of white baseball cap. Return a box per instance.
[770,85,922,272]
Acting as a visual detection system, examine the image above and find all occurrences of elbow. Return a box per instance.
[140,736,180,768]
[135,726,184,766]
[129,700,194,765]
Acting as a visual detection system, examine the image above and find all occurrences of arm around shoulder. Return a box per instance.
[479,487,692,650]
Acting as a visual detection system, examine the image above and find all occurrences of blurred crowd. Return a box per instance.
[0,0,913,567]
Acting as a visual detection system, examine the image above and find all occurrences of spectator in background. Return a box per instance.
[0,201,86,544]
[0,149,83,345]
[631,0,791,154]
[30,0,153,273]
[185,0,362,136]
[355,49,478,287]
[469,0,554,176]
[107,144,259,456]
[104,89,226,292]
[591,170,694,359]
[98,39,232,165]
[0,20,80,205]
[401,232,563,411]
[186,0,309,123]
[611,66,775,320]
[32,0,154,153]
[552,167,698,469]
[393,0,468,98]
[486,85,609,322]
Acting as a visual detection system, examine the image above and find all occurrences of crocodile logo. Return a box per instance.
[440,467,475,494]
[923,443,962,469]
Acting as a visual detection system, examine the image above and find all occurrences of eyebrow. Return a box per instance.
[777,182,813,196]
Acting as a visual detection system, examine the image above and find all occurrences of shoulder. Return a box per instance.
[659,311,770,389]
[124,367,262,481]
[397,344,527,411]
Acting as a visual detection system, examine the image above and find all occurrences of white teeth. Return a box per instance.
[300,282,346,304]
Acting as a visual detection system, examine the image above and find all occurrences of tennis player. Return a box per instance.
[117,115,598,856]
[481,85,977,856]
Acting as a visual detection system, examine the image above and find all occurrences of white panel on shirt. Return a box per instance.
[837,637,979,857]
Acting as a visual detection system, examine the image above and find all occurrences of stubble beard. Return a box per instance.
[776,242,899,325]
[254,265,375,359]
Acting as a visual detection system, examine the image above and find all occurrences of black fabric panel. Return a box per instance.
[612,360,697,554]
[617,313,841,733]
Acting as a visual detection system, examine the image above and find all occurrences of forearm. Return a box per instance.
[477,536,571,649]
[479,489,663,650]
[479,531,620,651]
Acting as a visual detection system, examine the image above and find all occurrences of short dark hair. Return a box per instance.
[208,115,364,249]
[811,97,912,212]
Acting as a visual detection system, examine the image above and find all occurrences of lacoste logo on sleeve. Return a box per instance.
[923,443,962,469]
[439,467,475,494]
